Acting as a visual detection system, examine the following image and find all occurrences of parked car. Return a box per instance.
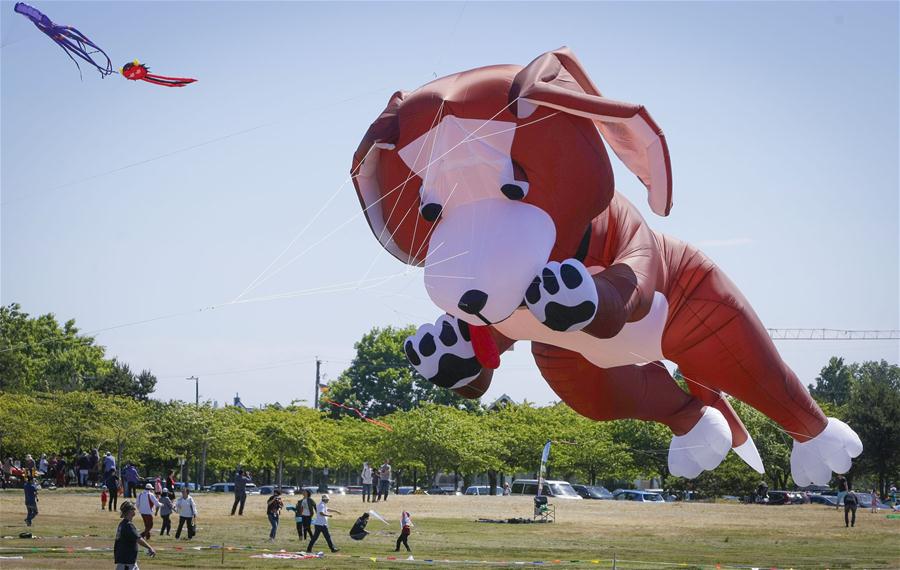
[855,492,891,510]
[571,484,613,500]
[397,486,415,495]
[173,482,199,492]
[258,485,296,495]
[809,494,838,506]
[346,485,363,495]
[464,485,503,496]
[612,489,665,503]
[207,482,259,494]
[510,479,582,500]
[762,490,804,505]
[428,485,460,495]
[327,486,347,496]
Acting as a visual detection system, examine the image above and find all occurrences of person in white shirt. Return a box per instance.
[378,460,392,501]
[394,510,413,552]
[305,494,341,553]
[136,484,160,539]
[361,462,373,503]
[174,488,198,540]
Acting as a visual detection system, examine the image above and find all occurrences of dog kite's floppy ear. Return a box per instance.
[351,91,412,262]
[510,48,672,216]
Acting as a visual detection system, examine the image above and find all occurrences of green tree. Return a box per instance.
[808,357,853,407]
[324,325,479,418]
[0,393,51,459]
[560,411,636,485]
[610,419,672,488]
[0,303,111,392]
[846,360,900,496]
[85,360,157,400]
[246,406,321,487]
[378,404,478,488]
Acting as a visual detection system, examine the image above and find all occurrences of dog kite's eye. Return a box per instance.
[501,182,528,200]
[420,203,443,222]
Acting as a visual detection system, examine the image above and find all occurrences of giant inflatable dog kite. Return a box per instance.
[351,48,862,484]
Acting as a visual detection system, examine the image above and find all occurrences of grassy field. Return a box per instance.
[0,490,897,569]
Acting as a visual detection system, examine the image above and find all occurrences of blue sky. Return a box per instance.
[2,1,897,408]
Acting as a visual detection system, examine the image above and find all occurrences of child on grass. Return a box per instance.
[394,511,412,552]
[159,490,174,536]
[101,487,108,511]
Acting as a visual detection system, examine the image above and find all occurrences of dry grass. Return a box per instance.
[0,490,897,569]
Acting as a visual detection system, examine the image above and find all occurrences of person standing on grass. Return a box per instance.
[231,469,253,516]
[165,470,177,493]
[102,487,109,511]
[287,489,315,542]
[870,488,879,513]
[107,471,120,512]
[843,489,858,527]
[115,501,156,569]
[372,470,381,502]
[104,451,116,475]
[306,494,340,553]
[174,488,198,540]
[158,490,174,536]
[77,452,90,487]
[136,484,160,539]
[361,462,373,503]
[24,477,38,527]
[378,459,392,502]
[266,489,284,542]
[123,463,140,498]
[836,475,848,510]
[394,510,413,552]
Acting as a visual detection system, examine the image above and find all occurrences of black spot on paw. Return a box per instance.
[419,333,436,357]
[457,320,471,342]
[439,321,458,346]
[525,277,542,305]
[501,183,525,200]
[428,354,482,389]
[405,340,421,366]
[560,263,584,289]
[542,267,560,295]
[543,301,597,332]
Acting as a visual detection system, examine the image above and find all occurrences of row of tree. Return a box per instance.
[1,368,896,496]
[1,306,897,496]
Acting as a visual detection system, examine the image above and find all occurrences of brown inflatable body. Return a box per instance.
[351,48,861,483]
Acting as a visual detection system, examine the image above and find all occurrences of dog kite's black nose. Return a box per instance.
[458,289,488,315]
[421,203,443,222]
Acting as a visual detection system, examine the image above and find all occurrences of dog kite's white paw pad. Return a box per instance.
[668,407,732,478]
[525,259,598,332]
[790,417,863,486]
[405,314,482,389]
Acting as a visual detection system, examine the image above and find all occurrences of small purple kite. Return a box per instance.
[14,2,113,78]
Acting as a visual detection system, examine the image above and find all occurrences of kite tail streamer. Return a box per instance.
[321,398,393,431]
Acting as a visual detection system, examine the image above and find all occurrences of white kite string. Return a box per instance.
[235,97,524,298]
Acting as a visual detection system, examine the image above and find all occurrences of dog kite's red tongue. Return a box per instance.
[469,324,500,369]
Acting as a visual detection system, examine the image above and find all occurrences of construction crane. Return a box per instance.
[767,329,900,341]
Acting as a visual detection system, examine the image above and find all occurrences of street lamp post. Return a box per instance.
[186,376,199,406]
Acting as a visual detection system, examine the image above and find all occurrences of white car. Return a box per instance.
[465,485,503,496]
[208,482,259,494]
[510,479,582,499]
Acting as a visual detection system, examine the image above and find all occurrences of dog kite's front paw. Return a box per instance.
[668,407,732,479]
[525,259,598,332]
[404,314,482,389]
[790,417,863,486]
